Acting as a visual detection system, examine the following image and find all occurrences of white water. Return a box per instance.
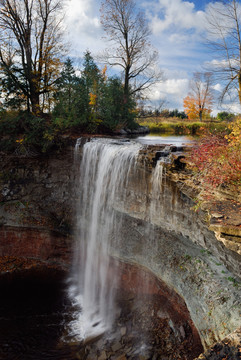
[70,138,142,339]
[149,160,165,224]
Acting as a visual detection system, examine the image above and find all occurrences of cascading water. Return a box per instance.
[150,160,164,217]
[69,138,142,339]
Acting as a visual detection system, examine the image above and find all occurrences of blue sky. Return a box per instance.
[64,0,241,114]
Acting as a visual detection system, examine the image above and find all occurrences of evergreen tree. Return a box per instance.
[99,77,136,131]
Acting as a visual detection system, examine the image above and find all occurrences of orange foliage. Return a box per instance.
[183,95,212,120]
[183,95,199,120]
[89,92,97,106]
[102,65,107,81]
[226,118,241,146]
[183,72,213,121]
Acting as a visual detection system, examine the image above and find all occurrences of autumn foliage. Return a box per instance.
[189,119,241,188]
[183,72,213,121]
[183,95,212,121]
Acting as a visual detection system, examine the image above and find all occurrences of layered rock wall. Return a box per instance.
[0,146,76,267]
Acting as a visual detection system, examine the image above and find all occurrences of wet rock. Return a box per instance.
[120,327,126,336]
[195,328,241,359]
[179,325,186,339]
[115,355,126,360]
[111,341,122,352]
[118,129,127,135]
[211,212,224,219]
[155,150,170,159]
[98,350,107,360]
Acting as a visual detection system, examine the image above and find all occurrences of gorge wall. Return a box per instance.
[0,144,76,268]
[0,139,240,355]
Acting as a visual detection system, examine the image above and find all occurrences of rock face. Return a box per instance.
[0,226,71,266]
[0,146,76,269]
[108,150,241,349]
[0,140,240,355]
[0,146,76,231]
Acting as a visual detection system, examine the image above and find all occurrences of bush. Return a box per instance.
[216,111,235,122]
[189,129,241,188]
[0,111,58,153]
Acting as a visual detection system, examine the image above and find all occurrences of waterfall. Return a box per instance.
[69,138,142,339]
[151,160,164,204]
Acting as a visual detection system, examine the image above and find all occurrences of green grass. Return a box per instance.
[138,118,228,135]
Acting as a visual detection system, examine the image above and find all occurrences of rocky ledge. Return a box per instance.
[195,328,241,359]
[139,143,241,261]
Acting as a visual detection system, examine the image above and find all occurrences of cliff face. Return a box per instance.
[0,146,76,267]
[108,147,241,349]
[0,141,240,353]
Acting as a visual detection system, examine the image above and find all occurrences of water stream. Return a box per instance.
[69,138,142,339]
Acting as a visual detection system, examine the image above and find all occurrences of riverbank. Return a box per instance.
[138,118,227,135]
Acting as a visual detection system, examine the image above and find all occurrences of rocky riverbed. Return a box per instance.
[72,290,203,360]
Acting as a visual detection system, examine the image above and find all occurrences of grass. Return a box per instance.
[138,117,228,135]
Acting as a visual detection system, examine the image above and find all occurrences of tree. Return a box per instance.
[99,76,136,130]
[81,51,105,124]
[100,0,162,100]
[0,0,64,115]
[53,58,83,126]
[216,111,235,122]
[183,72,213,121]
[206,0,241,104]
[54,58,78,113]
[0,60,27,110]
[54,51,137,132]
[169,109,188,119]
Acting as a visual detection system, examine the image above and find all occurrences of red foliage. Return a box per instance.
[189,134,241,187]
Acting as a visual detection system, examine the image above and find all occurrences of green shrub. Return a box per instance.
[216,111,235,122]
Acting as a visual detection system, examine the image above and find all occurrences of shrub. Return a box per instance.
[216,111,235,122]
[189,131,241,188]
[0,111,57,153]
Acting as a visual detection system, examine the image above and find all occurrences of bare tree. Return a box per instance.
[206,0,241,104]
[100,0,162,99]
[0,0,64,114]
[184,72,213,121]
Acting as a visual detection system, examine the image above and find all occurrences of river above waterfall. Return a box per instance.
[135,134,195,146]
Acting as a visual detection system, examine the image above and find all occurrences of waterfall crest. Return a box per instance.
[70,138,142,339]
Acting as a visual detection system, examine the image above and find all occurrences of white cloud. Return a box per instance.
[146,0,210,80]
[147,77,190,109]
[218,103,241,114]
[206,58,238,69]
[149,0,205,35]
[212,83,222,92]
[64,0,104,57]
[205,1,241,41]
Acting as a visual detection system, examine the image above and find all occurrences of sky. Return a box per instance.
[63,0,241,114]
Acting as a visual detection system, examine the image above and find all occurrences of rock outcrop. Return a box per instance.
[0,146,76,269]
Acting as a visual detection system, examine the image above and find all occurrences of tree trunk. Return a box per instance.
[238,71,241,105]
[30,92,40,115]
[124,67,130,97]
